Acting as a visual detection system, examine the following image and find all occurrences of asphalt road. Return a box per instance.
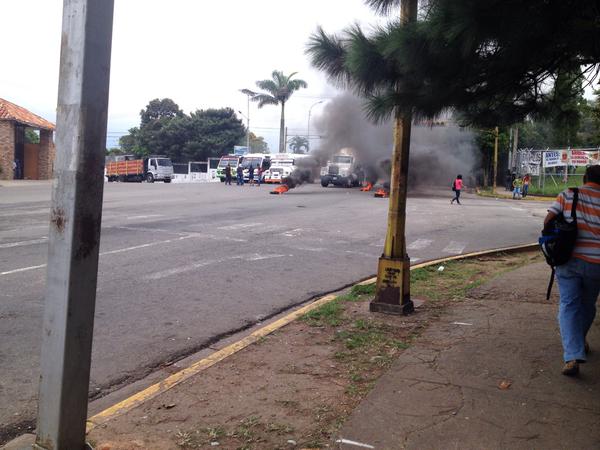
[0,181,549,436]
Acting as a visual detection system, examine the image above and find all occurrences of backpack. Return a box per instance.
[539,188,579,300]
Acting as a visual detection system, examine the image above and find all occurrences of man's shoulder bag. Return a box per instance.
[539,188,579,300]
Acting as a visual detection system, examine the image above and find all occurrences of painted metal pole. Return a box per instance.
[492,126,499,194]
[246,95,250,152]
[307,100,323,153]
[34,1,114,449]
[370,0,417,315]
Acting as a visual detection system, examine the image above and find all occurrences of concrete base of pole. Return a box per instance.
[370,254,414,316]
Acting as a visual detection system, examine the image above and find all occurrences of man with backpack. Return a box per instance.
[543,165,600,376]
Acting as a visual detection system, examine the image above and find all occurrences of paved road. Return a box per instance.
[0,181,548,435]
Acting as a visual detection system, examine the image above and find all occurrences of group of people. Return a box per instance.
[505,171,531,199]
[223,164,262,186]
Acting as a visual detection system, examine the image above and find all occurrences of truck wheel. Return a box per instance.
[164,178,171,183]
[219,178,225,183]
[146,173,154,183]
[321,179,329,187]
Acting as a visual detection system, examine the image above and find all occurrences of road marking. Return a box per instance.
[345,250,375,258]
[0,235,197,277]
[452,322,473,326]
[443,241,466,255]
[410,257,421,263]
[0,237,48,249]
[126,214,164,220]
[144,253,285,280]
[407,238,433,250]
[86,242,539,433]
[0,264,47,276]
[282,228,303,237]
[217,222,263,231]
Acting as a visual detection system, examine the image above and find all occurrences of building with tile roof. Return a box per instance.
[0,98,55,180]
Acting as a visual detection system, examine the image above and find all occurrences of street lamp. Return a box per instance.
[238,109,250,152]
[239,89,254,152]
[307,100,324,152]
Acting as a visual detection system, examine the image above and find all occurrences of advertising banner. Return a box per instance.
[569,150,589,166]
[543,151,567,167]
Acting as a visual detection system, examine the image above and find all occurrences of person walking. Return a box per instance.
[236,165,244,186]
[248,164,255,186]
[522,173,530,198]
[543,165,600,376]
[451,174,463,204]
[224,164,232,185]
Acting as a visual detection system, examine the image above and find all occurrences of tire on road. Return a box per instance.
[146,173,154,183]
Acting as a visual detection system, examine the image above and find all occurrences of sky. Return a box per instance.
[1,0,387,151]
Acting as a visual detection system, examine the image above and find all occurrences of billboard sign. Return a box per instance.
[233,146,249,156]
[543,151,567,167]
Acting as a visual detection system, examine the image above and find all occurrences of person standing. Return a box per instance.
[543,165,600,376]
[512,176,523,199]
[256,165,263,187]
[451,174,463,204]
[248,164,255,186]
[236,165,244,185]
[224,164,232,185]
[522,173,530,198]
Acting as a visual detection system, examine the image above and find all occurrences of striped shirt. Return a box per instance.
[549,182,600,264]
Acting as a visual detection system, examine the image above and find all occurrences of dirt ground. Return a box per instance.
[88,251,540,450]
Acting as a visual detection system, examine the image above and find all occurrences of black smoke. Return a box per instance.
[312,93,478,188]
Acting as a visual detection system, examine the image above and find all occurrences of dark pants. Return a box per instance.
[451,189,461,204]
[225,175,232,185]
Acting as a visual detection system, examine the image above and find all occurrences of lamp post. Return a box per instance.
[239,90,253,152]
[307,100,323,152]
[238,110,250,152]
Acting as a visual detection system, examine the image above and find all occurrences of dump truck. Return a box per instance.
[106,155,173,183]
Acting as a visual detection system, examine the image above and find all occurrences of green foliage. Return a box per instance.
[25,128,39,144]
[288,135,308,153]
[302,300,344,327]
[118,100,246,162]
[307,0,600,127]
[241,132,270,153]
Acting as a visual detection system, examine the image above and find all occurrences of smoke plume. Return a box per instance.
[312,93,478,188]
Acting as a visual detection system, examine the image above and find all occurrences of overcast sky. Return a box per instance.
[2,0,387,150]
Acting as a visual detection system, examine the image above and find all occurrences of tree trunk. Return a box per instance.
[279,101,286,153]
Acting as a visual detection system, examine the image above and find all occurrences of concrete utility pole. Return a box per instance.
[492,126,499,194]
[370,0,417,315]
[307,100,323,152]
[512,125,519,170]
[34,1,114,449]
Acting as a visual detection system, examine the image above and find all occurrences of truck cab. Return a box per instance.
[240,153,271,182]
[216,155,242,182]
[320,149,361,187]
[144,156,174,183]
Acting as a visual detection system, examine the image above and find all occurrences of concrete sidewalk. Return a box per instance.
[337,262,600,449]
[5,259,600,450]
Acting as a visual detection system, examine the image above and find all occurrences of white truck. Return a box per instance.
[106,155,174,183]
[263,153,314,183]
[320,149,362,188]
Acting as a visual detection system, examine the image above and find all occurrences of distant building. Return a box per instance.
[0,98,55,180]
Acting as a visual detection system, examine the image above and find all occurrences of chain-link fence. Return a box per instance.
[511,148,600,195]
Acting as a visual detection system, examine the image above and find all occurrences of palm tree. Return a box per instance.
[307,0,418,313]
[288,136,309,154]
[242,71,308,153]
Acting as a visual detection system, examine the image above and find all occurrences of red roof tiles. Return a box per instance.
[0,98,55,130]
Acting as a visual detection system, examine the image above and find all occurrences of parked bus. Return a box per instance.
[216,155,242,182]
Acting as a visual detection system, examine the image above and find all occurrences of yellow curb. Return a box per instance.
[86,242,538,432]
[86,294,337,432]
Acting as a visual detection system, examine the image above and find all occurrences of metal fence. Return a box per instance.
[512,148,600,194]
